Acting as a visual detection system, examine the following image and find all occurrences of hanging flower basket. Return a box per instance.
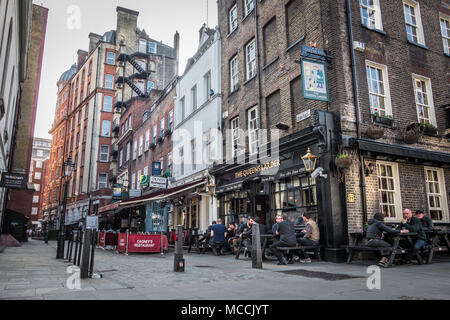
[420,124,438,136]
[365,126,385,140]
[403,123,421,145]
[335,156,352,169]
[157,136,164,144]
[164,128,172,137]
[150,143,157,150]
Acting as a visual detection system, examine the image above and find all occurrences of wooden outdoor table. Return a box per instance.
[425,229,450,264]
[384,232,419,267]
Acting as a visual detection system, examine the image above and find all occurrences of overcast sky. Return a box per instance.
[33,0,218,139]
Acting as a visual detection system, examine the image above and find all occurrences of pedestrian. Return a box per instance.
[269,213,297,265]
[400,209,428,265]
[210,219,228,256]
[296,212,321,263]
[415,210,434,230]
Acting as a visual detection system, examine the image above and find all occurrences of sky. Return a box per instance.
[33,0,218,139]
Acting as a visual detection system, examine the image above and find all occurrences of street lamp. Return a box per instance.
[302,148,318,173]
[56,156,75,259]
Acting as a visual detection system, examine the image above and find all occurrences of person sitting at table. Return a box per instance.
[399,209,428,265]
[238,217,254,256]
[225,223,237,253]
[207,221,217,245]
[268,215,283,235]
[211,219,228,256]
[238,216,248,230]
[269,214,297,265]
[296,213,321,264]
[365,212,406,267]
[415,210,434,230]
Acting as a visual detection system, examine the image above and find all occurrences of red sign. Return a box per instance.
[117,234,168,254]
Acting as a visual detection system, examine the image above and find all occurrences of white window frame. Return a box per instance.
[106,52,116,65]
[359,0,383,31]
[144,166,149,177]
[119,149,123,167]
[98,173,108,190]
[440,13,450,55]
[145,129,150,151]
[160,118,165,137]
[244,0,255,17]
[412,74,436,127]
[376,161,403,221]
[147,80,155,93]
[230,55,239,92]
[131,173,136,190]
[229,4,238,33]
[138,136,143,156]
[424,167,449,222]
[103,95,113,112]
[248,106,259,155]
[137,170,142,189]
[133,141,137,160]
[180,97,186,122]
[31,208,38,216]
[191,85,197,112]
[33,196,39,204]
[148,42,157,54]
[100,145,109,162]
[246,39,257,80]
[139,39,147,53]
[231,117,240,158]
[204,71,212,101]
[365,61,392,117]
[126,142,130,162]
[35,184,40,192]
[36,161,43,168]
[191,139,196,172]
[105,74,114,89]
[403,0,425,46]
[101,120,111,137]
[35,172,41,180]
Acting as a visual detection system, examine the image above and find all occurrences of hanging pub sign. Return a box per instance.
[113,188,122,200]
[0,173,28,189]
[140,175,150,187]
[301,59,329,102]
[152,162,162,176]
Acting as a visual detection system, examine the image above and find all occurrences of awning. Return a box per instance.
[358,139,450,164]
[119,179,206,208]
[98,201,121,214]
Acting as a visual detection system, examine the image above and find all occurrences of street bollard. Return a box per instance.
[73,230,79,265]
[67,232,74,263]
[80,229,92,279]
[77,229,83,267]
[89,230,96,278]
[173,225,185,272]
[252,223,263,269]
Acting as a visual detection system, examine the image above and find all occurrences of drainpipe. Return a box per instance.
[346,0,368,227]
[254,1,263,151]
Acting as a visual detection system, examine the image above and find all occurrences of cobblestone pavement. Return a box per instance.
[0,240,449,300]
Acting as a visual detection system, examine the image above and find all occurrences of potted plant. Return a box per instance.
[164,128,172,137]
[403,122,421,144]
[150,142,156,150]
[335,154,352,169]
[420,123,438,136]
[365,125,385,140]
[372,109,394,127]
[157,136,164,144]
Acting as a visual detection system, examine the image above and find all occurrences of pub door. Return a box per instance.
[254,195,267,225]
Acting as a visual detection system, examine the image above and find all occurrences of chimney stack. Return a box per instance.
[88,33,102,53]
[77,50,88,70]
[174,31,180,76]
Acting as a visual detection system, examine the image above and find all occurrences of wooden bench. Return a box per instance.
[343,245,409,266]
[276,245,323,262]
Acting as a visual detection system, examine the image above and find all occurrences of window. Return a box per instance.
[119,149,123,167]
[147,80,155,93]
[144,166,149,177]
[191,139,196,171]
[168,152,173,177]
[133,141,137,160]
[160,118,165,137]
[180,147,184,176]
[105,74,114,89]
[425,168,449,222]
[101,120,111,137]
[36,161,43,168]
[138,136,143,156]
[145,130,150,151]
[149,42,157,54]
[413,75,436,126]
[81,150,85,167]
[246,39,257,80]
[83,127,87,143]
[126,142,131,162]
[248,106,259,155]
[132,173,136,190]
[360,0,383,31]
[230,55,239,92]
[98,173,108,189]
[366,61,392,117]
[139,39,147,53]
[152,126,157,144]
[273,176,317,218]
[33,196,39,204]
[440,14,450,55]
[137,170,142,189]
[35,172,41,180]
[229,4,238,33]
[285,0,302,47]
[169,110,174,131]
[103,95,113,112]
[100,145,109,162]
[263,18,277,65]
[231,117,240,158]
[106,52,116,65]
[377,162,402,220]
[32,208,38,216]
[35,184,40,192]
[244,0,254,17]
[37,150,43,157]
[180,97,186,122]
[191,85,197,111]
[204,71,212,101]
[403,0,425,45]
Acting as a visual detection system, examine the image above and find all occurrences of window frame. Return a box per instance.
[230,55,239,92]
[248,106,259,155]
[106,52,116,65]
[440,13,450,55]
[98,173,108,190]
[245,38,257,80]
[376,161,403,221]
[412,74,436,127]
[403,0,425,46]
[229,4,238,34]
[99,144,109,163]
[231,117,240,158]
[103,95,113,112]
[101,120,111,137]
[365,60,393,117]
[244,0,255,17]
[424,167,449,222]
[359,0,384,31]
[105,74,114,89]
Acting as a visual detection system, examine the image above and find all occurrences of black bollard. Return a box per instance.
[252,223,263,269]
[73,230,79,265]
[173,225,185,272]
[80,229,92,279]
[77,229,83,267]
[89,230,96,278]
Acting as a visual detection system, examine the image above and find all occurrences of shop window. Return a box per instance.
[377,162,402,220]
[425,167,449,222]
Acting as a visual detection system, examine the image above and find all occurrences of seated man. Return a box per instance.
[225,223,237,252]
[365,212,405,267]
[415,210,434,231]
[268,215,283,235]
[238,217,255,256]
[207,221,217,246]
[210,219,228,256]
[400,208,428,265]
[296,213,321,264]
[269,214,297,265]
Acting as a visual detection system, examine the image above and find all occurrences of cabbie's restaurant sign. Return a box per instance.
[235,160,281,179]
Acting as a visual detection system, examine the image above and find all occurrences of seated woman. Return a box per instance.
[366,212,402,267]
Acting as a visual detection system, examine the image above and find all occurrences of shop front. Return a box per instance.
[213,110,348,262]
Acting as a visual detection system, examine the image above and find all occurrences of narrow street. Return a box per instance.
[1,240,449,300]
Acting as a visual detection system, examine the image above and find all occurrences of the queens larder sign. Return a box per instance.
[0,173,28,189]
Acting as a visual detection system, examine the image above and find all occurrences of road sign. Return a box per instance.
[150,176,168,189]
[86,216,99,230]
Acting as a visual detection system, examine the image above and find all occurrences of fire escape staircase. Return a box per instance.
[117,53,151,98]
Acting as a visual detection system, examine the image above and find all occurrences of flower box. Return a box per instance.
[157,136,164,144]
[420,125,438,137]
[372,115,394,127]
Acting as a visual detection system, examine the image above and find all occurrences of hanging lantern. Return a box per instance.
[302,148,318,173]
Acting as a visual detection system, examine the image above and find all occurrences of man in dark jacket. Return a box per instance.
[400,209,428,264]
[415,210,434,230]
[269,214,297,265]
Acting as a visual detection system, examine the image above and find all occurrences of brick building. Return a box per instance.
[213,0,450,262]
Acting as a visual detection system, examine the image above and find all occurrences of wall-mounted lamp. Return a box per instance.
[365,163,375,176]
[302,148,318,173]
[276,123,290,131]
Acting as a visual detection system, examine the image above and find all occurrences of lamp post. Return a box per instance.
[302,148,318,173]
[56,156,75,259]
